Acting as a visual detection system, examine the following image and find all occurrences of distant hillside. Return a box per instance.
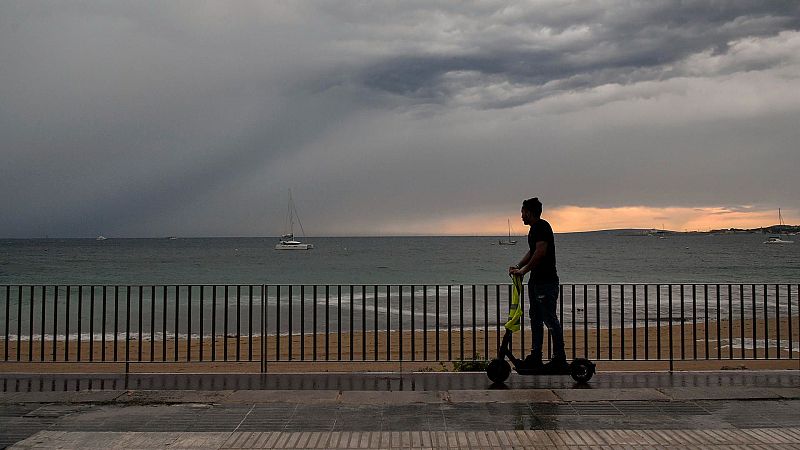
[557,226,799,235]
[557,229,653,236]
[708,225,800,234]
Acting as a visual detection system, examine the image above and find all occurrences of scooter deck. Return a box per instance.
[511,359,572,376]
[514,366,571,376]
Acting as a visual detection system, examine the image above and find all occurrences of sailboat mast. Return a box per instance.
[286,189,307,238]
[288,189,295,235]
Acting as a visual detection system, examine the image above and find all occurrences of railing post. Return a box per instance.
[385,285,390,362]
[212,286,217,362]
[300,285,305,361]
[459,285,463,361]
[236,285,242,362]
[125,286,131,374]
[763,284,769,360]
[632,284,637,361]
[656,285,661,361]
[582,284,588,360]
[313,285,318,361]
[350,285,355,362]
[788,284,794,361]
[775,284,780,361]
[3,286,9,362]
[261,284,267,373]
[64,286,69,362]
[668,284,673,372]
[41,286,47,362]
[76,285,83,362]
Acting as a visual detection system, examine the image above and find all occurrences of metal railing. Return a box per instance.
[0,283,797,371]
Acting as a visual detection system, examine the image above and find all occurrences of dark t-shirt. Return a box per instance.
[528,218,559,284]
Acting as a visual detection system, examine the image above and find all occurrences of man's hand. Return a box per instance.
[509,267,523,277]
[508,266,517,276]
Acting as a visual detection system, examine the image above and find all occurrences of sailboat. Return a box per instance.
[764,208,793,244]
[498,218,518,245]
[275,190,314,250]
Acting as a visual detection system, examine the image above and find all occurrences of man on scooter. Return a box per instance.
[509,197,568,372]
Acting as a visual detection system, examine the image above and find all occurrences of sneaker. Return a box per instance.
[522,353,543,370]
[543,356,569,373]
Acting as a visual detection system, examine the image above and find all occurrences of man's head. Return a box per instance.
[521,197,542,226]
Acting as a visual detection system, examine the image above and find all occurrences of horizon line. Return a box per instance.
[3,226,789,240]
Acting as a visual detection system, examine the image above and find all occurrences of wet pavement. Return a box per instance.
[4,399,800,448]
[0,371,798,448]
[2,370,798,392]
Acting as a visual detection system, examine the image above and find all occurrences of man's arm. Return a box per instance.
[512,241,547,276]
[508,250,531,276]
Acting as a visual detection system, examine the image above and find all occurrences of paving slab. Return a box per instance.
[1,392,72,403]
[0,392,22,403]
[69,390,125,403]
[338,390,442,405]
[2,391,123,404]
[223,389,341,404]
[170,432,233,448]
[658,387,782,401]
[445,389,559,403]
[114,390,234,404]
[553,388,670,402]
[770,387,800,399]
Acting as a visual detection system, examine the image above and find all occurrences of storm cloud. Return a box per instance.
[1,1,799,237]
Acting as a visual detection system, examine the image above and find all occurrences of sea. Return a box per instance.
[1,232,798,285]
[0,233,798,341]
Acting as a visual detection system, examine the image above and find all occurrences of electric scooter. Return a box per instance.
[486,328,595,384]
[486,275,595,384]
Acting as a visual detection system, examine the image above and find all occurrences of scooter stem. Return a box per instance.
[498,329,518,362]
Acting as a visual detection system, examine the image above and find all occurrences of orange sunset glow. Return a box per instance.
[380,206,797,236]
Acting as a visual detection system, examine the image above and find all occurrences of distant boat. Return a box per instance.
[96,235,107,241]
[764,236,793,244]
[276,190,313,250]
[647,225,669,238]
[498,218,518,245]
[276,234,313,250]
[764,208,794,244]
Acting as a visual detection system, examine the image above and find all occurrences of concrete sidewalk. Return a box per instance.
[2,385,800,405]
[13,429,800,448]
[1,371,799,448]
[3,370,798,392]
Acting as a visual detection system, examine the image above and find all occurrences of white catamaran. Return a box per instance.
[276,190,314,250]
[764,208,794,244]
[498,218,518,245]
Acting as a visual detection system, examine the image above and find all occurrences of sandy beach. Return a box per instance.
[2,316,797,373]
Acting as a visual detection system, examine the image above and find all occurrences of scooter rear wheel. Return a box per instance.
[487,358,511,383]
[570,358,595,383]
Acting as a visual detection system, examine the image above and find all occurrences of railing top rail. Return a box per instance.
[1,282,798,288]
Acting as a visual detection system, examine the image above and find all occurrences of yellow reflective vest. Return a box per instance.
[504,274,523,332]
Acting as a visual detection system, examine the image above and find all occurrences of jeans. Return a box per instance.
[528,281,566,360]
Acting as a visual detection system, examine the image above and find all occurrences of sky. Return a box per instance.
[1,1,799,237]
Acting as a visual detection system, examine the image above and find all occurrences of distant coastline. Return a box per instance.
[702,224,800,235]
[577,225,800,236]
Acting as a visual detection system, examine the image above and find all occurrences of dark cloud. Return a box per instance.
[1,1,799,237]
[355,1,800,108]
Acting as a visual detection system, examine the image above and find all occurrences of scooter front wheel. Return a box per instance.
[487,358,511,383]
